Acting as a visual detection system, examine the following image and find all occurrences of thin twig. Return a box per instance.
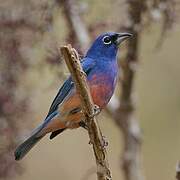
[60,45,112,180]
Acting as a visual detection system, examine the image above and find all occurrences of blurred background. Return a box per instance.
[0,0,180,180]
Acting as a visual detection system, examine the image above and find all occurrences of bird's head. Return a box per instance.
[86,32,132,60]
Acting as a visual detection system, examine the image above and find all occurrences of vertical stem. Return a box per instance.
[115,1,145,180]
[60,0,90,52]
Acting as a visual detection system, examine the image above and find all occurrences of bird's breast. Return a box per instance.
[88,73,117,108]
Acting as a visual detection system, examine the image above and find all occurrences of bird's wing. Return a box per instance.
[46,77,73,117]
[46,57,96,118]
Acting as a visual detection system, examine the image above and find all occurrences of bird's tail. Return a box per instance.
[14,111,59,160]
[14,124,45,161]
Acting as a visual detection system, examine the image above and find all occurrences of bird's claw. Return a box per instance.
[89,105,100,118]
[79,105,100,130]
[94,105,101,115]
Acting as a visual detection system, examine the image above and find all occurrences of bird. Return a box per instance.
[14,32,132,161]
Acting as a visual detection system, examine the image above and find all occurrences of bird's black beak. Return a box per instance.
[115,32,132,46]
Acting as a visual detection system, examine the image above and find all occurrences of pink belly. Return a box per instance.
[90,84,111,108]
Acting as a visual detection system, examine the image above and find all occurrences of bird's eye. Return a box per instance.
[102,36,112,45]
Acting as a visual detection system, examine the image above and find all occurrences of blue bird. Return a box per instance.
[14,32,132,160]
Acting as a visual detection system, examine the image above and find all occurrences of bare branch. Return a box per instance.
[152,0,177,48]
[60,45,112,180]
[111,1,145,180]
[59,0,91,52]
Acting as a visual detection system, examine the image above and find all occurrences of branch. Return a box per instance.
[60,45,112,180]
[110,1,145,180]
[60,0,90,52]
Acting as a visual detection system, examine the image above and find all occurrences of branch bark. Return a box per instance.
[60,0,90,52]
[107,1,146,180]
[60,45,112,180]
[117,1,145,180]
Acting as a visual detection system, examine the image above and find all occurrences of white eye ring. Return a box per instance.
[102,36,112,45]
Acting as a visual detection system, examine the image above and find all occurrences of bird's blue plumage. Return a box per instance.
[14,31,132,160]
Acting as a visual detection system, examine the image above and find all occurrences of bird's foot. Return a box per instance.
[89,105,101,118]
[78,104,100,130]
[94,105,101,115]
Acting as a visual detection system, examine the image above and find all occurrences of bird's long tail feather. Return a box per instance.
[14,125,44,161]
[14,111,59,161]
